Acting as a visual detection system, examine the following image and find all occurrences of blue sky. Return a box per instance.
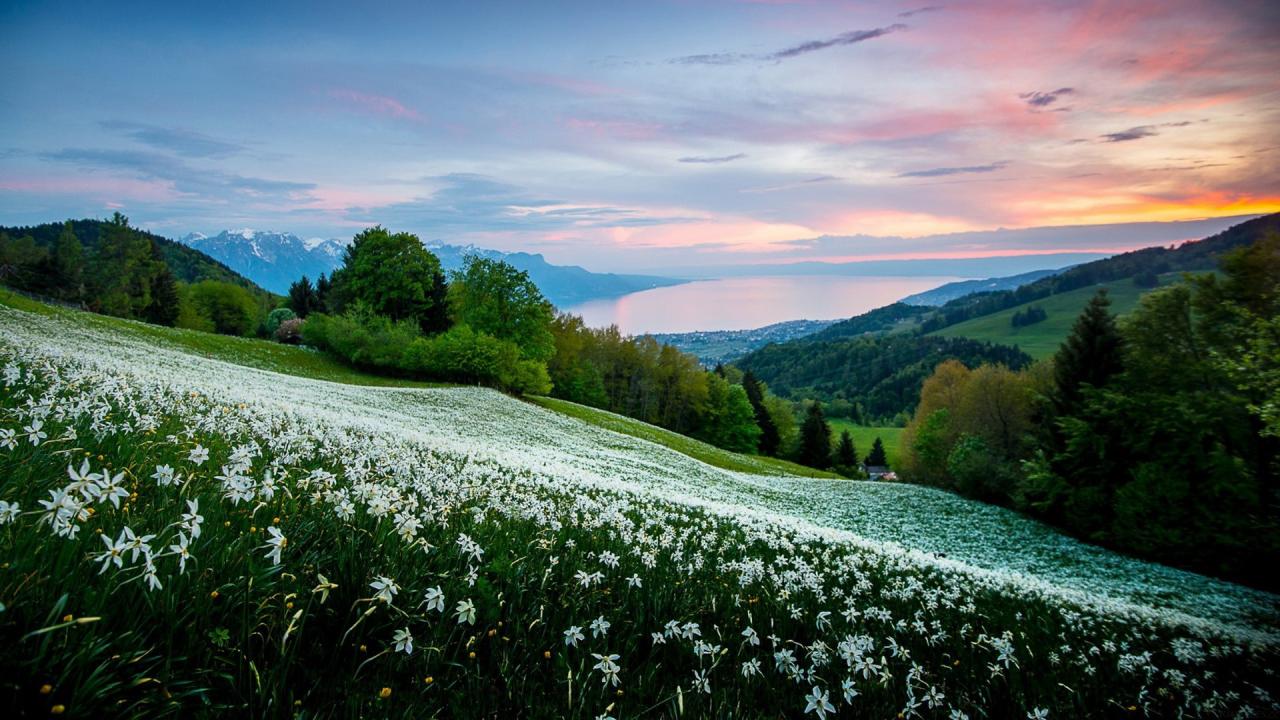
[2,0,1277,271]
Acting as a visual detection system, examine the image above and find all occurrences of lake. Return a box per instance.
[564,275,961,334]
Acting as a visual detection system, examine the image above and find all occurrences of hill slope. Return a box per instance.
[932,275,1176,359]
[1,298,1276,716]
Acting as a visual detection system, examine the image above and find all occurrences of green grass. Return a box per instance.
[930,274,1190,359]
[527,396,839,478]
[826,420,903,468]
[0,290,447,388]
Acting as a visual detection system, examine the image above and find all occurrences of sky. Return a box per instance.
[2,0,1278,273]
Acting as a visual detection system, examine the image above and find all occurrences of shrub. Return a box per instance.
[265,307,296,336]
[186,280,259,336]
[275,317,304,344]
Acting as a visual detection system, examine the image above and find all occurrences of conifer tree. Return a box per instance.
[834,430,857,469]
[798,402,832,469]
[742,371,781,456]
[1052,289,1124,417]
[865,436,888,466]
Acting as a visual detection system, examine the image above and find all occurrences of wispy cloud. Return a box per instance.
[1099,121,1194,143]
[41,148,314,198]
[99,121,246,158]
[898,5,943,19]
[327,88,424,121]
[671,24,906,65]
[1018,87,1074,109]
[678,153,747,164]
[898,161,1009,178]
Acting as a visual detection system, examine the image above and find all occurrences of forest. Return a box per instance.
[895,232,1280,589]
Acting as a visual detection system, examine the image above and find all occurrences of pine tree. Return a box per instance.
[798,402,832,469]
[1052,289,1124,417]
[145,265,181,326]
[420,269,451,334]
[834,430,857,469]
[315,273,331,311]
[288,276,318,318]
[742,371,781,456]
[52,221,84,301]
[865,436,888,467]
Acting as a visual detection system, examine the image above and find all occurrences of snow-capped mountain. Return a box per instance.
[180,230,685,306]
[179,230,348,294]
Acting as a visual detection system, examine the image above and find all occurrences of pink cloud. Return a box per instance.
[328,88,425,122]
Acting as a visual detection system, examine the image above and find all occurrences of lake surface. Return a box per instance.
[565,275,961,334]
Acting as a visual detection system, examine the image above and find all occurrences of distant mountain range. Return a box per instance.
[897,268,1065,306]
[178,230,686,307]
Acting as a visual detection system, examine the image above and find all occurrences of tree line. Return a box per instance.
[897,233,1280,590]
[0,214,275,335]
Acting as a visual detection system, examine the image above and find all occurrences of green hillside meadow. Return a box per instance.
[930,276,1177,359]
[1,295,1277,718]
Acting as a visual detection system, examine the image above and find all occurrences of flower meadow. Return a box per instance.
[0,304,1277,718]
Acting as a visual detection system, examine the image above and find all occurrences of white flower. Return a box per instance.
[264,526,287,565]
[169,532,193,574]
[591,653,621,687]
[1027,710,1049,720]
[370,575,399,605]
[182,499,203,538]
[949,710,970,720]
[742,626,760,646]
[24,420,47,446]
[590,615,610,638]
[741,658,762,678]
[423,586,445,613]
[188,444,209,466]
[0,428,15,450]
[313,574,337,604]
[693,668,711,694]
[152,464,177,487]
[96,529,129,574]
[393,627,414,655]
[0,500,19,525]
[455,599,477,625]
[627,574,642,588]
[564,625,585,647]
[804,686,836,719]
[842,678,858,704]
[96,469,129,508]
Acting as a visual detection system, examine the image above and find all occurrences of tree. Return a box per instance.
[52,222,84,301]
[92,212,153,318]
[448,256,555,361]
[328,227,445,330]
[288,276,320,318]
[186,280,258,336]
[315,273,332,310]
[833,430,858,474]
[742,371,781,456]
[798,402,832,469]
[1051,289,1124,417]
[422,269,451,334]
[865,436,888,467]
[144,264,181,326]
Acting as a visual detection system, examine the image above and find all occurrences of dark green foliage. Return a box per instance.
[798,402,832,469]
[833,430,858,476]
[448,257,554,362]
[0,217,275,331]
[742,371,781,456]
[1010,305,1047,328]
[327,227,446,331]
[1133,270,1159,288]
[287,276,321,318]
[737,333,1031,422]
[865,436,888,467]
[1051,290,1124,418]
[807,302,932,342]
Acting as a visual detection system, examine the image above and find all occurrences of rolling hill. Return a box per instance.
[1,291,1276,717]
[932,275,1175,359]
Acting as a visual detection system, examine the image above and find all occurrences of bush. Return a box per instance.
[186,280,259,336]
[265,307,296,336]
[275,317,304,344]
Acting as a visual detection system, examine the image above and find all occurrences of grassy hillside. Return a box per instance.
[530,396,838,478]
[931,275,1177,359]
[1,300,1277,717]
[826,420,904,468]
